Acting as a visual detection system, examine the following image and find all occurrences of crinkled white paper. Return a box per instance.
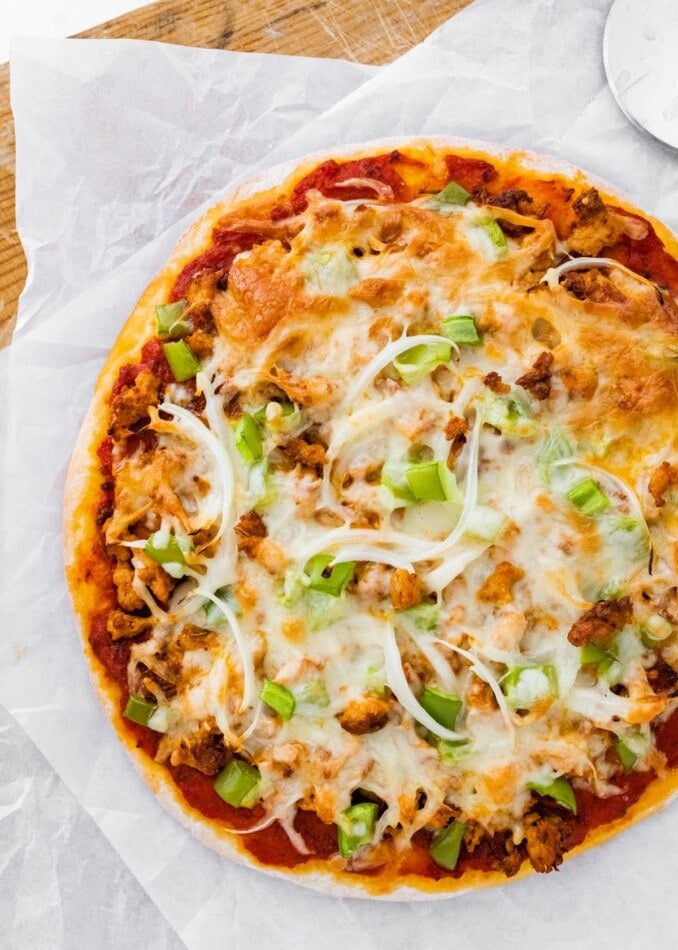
[4,2,678,947]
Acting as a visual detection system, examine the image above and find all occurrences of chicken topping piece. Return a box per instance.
[523,810,567,873]
[235,510,268,557]
[338,696,392,735]
[649,460,678,508]
[110,369,161,435]
[516,351,553,400]
[390,569,426,610]
[477,561,525,606]
[567,596,633,646]
[106,610,153,641]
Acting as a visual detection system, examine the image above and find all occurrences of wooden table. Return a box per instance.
[0,0,472,348]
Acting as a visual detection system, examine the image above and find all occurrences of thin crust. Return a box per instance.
[65,136,678,898]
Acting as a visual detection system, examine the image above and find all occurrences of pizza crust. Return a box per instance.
[64,136,678,899]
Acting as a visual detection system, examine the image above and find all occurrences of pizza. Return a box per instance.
[64,138,678,898]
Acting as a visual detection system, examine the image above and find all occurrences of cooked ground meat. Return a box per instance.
[444,412,469,464]
[390,569,426,610]
[653,587,678,624]
[465,674,498,711]
[184,270,220,317]
[165,721,230,775]
[112,560,145,612]
[338,696,391,735]
[648,460,678,508]
[646,659,678,695]
[489,831,525,877]
[477,561,525,606]
[561,269,626,304]
[568,188,624,256]
[109,369,161,435]
[567,596,633,646]
[138,556,175,605]
[573,187,606,222]
[483,371,510,394]
[523,810,567,873]
[184,329,214,360]
[235,510,268,557]
[106,610,153,641]
[443,413,469,442]
[486,188,534,216]
[516,351,553,400]
[277,436,327,473]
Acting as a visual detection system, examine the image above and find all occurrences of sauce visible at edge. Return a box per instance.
[86,149,678,881]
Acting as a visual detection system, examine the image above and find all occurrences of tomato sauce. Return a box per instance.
[85,151,678,884]
[653,705,678,768]
[112,338,173,396]
[291,152,413,213]
[444,154,497,192]
[168,764,337,866]
[89,612,131,691]
[169,231,266,303]
[604,209,678,295]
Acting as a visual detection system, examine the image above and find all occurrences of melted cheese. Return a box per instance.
[113,186,678,862]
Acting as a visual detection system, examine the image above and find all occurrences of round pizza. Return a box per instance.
[64,137,678,897]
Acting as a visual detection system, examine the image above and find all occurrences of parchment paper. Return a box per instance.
[11,36,375,334]
[4,1,678,947]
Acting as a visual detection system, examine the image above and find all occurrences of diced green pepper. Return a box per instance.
[429,181,472,207]
[203,586,241,624]
[253,400,301,433]
[402,602,440,629]
[475,390,537,437]
[162,339,201,382]
[234,412,263,464]
[260,680,296,721]
[477,215,507,250]
[337,802,380,858]
[421,687,462,730]
[404,460,460,503]
[579,643,609,665]
[615,738,638,772]
[155,301,190,338]
[213,759,262,808]
[502,665,558,708]
[537,430,575,483]
[640,613,672,648]
[566,477,610,517]
[393,341,452,385]
[305,554,355,597]
[526,776,577,814]
[144,528,190,578]
[436,738,470,764]
[293,678,330,707]
[614,731,648,772]
[442,314,481,346]
[123,695,158,728]
[366,665,390,698]
[429,820,467,870]
[381,459,416,505]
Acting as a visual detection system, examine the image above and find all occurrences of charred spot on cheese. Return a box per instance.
[74,144,678,891]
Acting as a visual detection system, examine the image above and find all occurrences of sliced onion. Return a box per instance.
[382,623,464,741]
[341,333,459,412]
[333,177,394,200]
[542,256,657,292]
[434,638,515,744]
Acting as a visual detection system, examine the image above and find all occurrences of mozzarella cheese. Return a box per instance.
[108,184,678,863]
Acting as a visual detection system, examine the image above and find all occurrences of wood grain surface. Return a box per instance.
[0,0,472,347]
